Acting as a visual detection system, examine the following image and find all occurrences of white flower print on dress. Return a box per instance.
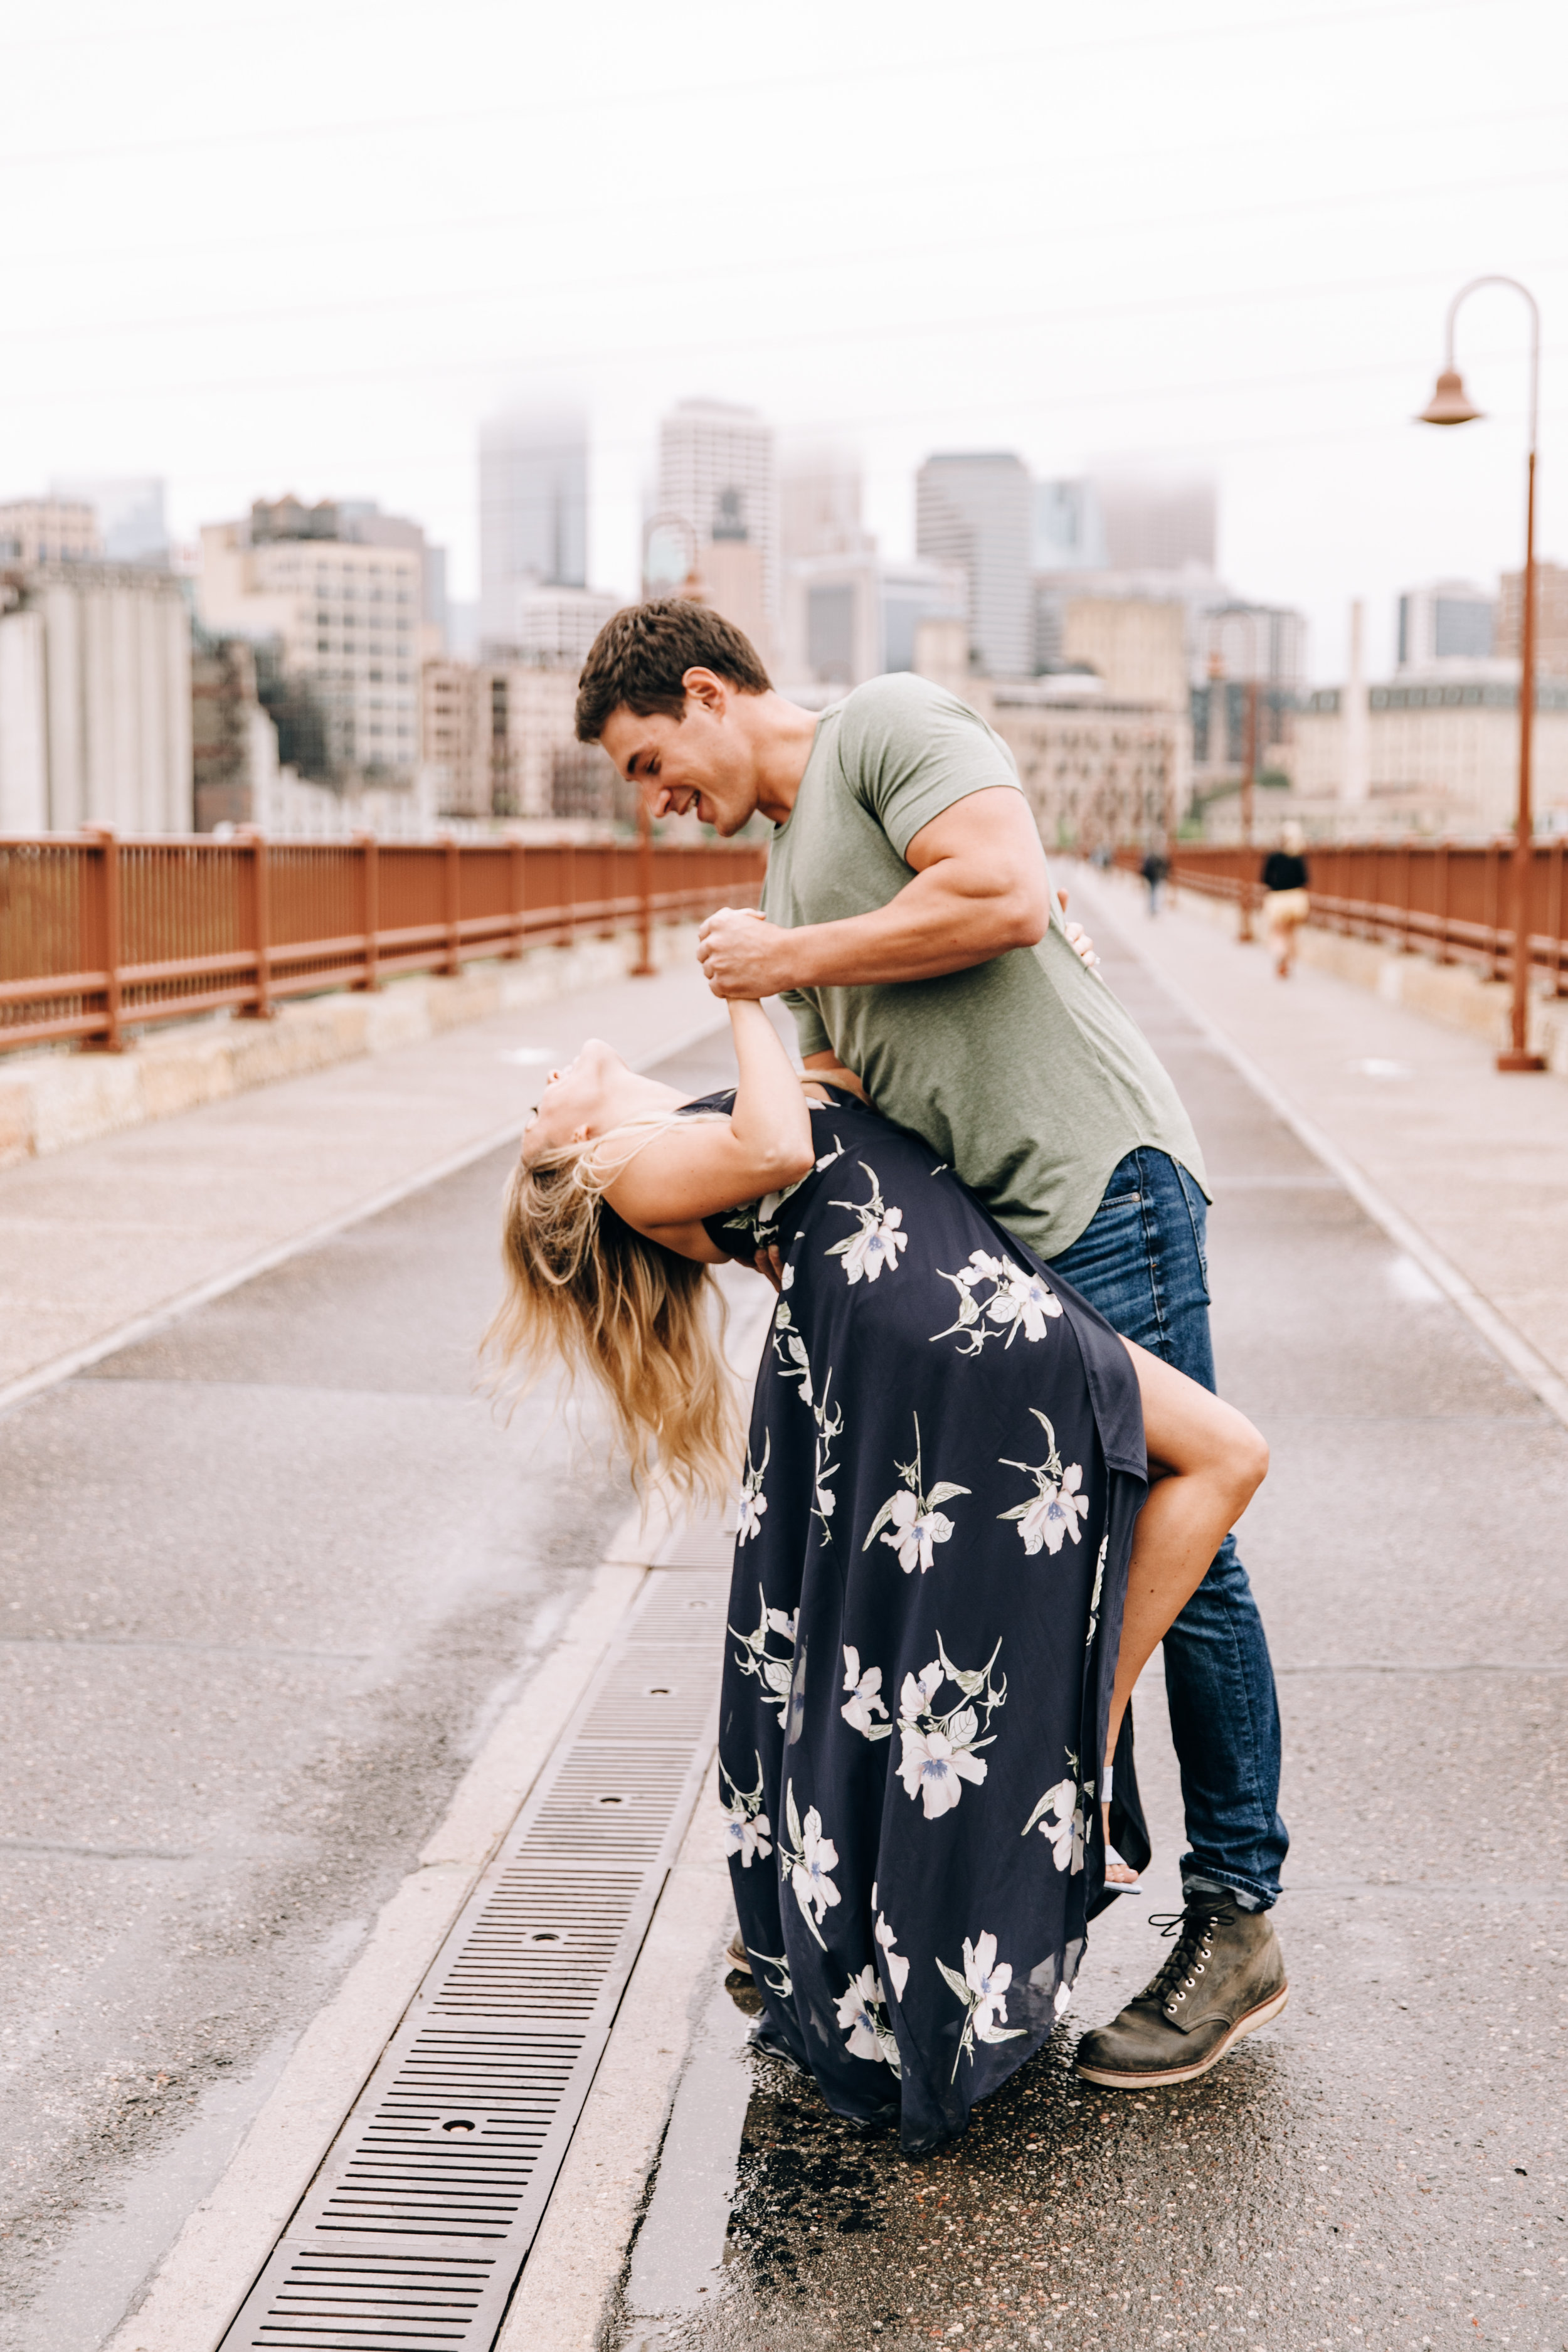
[1022,1751,1087,1875]
[895,1634,1006,1820]
[872,1889,911,2000]
[825,1163,908,1285]
[771,1298,813,1406]
[719,1754,773,1868]
[936,1931,1026,2078]
[1085,1531,1108,1649]
[835,1964,902,2074]
[728,1579,797,1727]
[810,1374,844,1539]
[862,1415,969,1576]
[840,1645,892,1739]
[930,1249,1064,1357]
[778,1781,840,1947]
[736,1431,770,1546]
[998,1410,1090,1555]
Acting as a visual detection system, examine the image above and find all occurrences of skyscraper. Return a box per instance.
[51,475,169,566]
[479,409,588,645]
[1089,470,1216,574]
[916,453,1033,679]
[659,400,778,645]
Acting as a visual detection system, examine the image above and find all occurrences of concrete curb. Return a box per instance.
[102,1527,660,2352]
[0,924,704,1172]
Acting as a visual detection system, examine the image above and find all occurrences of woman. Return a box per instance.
[490,997,1266,2153]
[1261,821,1311,979]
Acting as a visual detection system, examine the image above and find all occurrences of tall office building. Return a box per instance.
[659,400,779,646]
[1498,560,1568,678]
[479,409,588,646]
[1091,470,1216,573]
[780,445,871,563]
[198,497,426,788]
[51,476,169,566]
[916,453,1033,679]
[1032,478,1109,573]
[783,553,967,689]
[1396,580,1496,674]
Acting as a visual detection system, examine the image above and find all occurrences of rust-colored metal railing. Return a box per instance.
[1115,839,1568,998]
[0,830,767,1056]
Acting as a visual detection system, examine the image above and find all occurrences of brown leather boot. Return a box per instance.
[1075,1890,1288,2089]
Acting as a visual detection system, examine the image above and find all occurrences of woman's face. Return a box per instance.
[522,1037,628,1159]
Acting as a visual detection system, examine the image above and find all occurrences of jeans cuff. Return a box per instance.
[1181,1865,1275,1914]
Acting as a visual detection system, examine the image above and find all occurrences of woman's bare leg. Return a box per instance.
[1102,1340,1269,1878]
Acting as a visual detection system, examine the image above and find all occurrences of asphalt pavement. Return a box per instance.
[0,1011,740,2351]
[4,907,1565,2352]
[605,893,1567,2352]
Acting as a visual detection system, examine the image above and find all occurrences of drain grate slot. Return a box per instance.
[220,1566,727,2350]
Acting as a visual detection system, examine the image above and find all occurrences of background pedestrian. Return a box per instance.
[1261,821,1311,978]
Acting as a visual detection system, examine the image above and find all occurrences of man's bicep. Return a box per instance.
[904,786,1051,881]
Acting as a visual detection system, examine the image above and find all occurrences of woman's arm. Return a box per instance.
[600,1001,817,1258]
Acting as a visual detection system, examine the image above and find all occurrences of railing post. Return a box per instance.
[561,842,576,945]
[240,827,273,1020]
[1487,838,1503,983]
[630,798,655,977]
[443,834,462,977]
[1551,835,1567,999]
[355,831,380,991]
[87,825,124,1054]
[1396,839,1411,953]
[1435,840,1451,965]
[506,838,526,960]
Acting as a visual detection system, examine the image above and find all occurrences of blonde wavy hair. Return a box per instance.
[483,1118,742,1510]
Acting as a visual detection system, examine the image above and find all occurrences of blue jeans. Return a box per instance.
[1047,1148,1287,1909]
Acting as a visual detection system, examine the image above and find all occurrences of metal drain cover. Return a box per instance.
[218,1567,725,2350]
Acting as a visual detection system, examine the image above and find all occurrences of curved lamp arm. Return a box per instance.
[1443,275,1540,452]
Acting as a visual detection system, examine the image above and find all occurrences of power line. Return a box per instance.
[5,164,1565,352]
[2,252,1562,415]
[0,0,1500,173]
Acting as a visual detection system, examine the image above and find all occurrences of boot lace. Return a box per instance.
[1140,1903,1236,2011]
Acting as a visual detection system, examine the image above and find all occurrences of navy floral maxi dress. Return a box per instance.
[694,1086,1151,2156]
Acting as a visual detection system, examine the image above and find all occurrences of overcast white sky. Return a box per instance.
[3,0,1565,679]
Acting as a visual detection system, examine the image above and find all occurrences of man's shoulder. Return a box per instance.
[832,672,998,772]
[837,670,970,733]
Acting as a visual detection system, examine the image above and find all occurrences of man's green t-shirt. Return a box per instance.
[761,672,1208,1261]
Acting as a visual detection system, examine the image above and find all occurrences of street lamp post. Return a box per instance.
[1418,275,1545,1072]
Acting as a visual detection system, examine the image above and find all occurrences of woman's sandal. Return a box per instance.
[1101,1763,1142,1894]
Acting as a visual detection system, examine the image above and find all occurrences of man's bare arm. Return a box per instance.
[697,787,1052,1000]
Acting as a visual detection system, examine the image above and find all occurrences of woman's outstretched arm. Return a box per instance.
[601,1000,815,1257]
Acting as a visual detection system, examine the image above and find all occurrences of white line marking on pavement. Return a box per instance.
[0,1012,729,1424]
[1121,936,1568,1435]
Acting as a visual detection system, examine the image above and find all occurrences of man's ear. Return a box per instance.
[681,666,727,717]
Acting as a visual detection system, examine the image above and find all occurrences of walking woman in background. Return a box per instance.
[488,995,1269,2153]
[1261,820,1311,979]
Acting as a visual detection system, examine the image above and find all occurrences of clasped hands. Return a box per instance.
[696,894,1098,1000]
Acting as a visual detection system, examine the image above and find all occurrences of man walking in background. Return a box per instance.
[575,598,1290,2090]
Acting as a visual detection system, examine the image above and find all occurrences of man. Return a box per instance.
[576,599,1288,2092]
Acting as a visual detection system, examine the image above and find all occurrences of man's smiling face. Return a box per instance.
[598,688,761,837]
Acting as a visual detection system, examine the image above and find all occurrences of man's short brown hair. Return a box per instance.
[575,598,771,743]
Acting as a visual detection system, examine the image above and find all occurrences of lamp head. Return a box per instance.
[1418,368,1483,427]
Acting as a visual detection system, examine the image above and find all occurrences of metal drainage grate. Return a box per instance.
[220,1565,727,2351]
